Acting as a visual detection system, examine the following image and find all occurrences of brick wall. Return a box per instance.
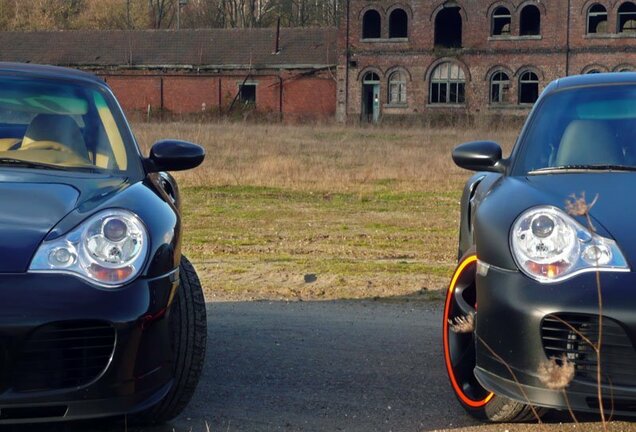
[336,0,636,121]
[101,70,336,119]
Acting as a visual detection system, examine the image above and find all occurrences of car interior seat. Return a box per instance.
[19,114,90,161]
[555,119,623,166]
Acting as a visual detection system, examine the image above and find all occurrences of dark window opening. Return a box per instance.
[239,84,256,104]
[492,7,511,36]
[519,71,539,104]
[430,62,465,104]
[388,71,407,104]
[389,9,408,38]
[586,69,601,74]
[618,67,634,72]
[362,10,381,39]
[490,71,510,104]
[587,4,608,34]
[434,7,462,48]
[618,2,636,33]
[520,5,541,36]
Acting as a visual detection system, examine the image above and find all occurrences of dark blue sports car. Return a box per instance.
[444,72,636,421]
[0,63,206,424]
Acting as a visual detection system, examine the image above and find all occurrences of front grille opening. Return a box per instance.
[13,320,115,392]
[541,313,636,386]
[0,405,68,420]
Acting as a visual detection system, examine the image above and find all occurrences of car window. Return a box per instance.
[0,77,130,173]
[513,85,636,174]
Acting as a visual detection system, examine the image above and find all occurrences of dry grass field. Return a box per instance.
[134,121,519,301]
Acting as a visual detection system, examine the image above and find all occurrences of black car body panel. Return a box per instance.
[0,63,204,423]
[452,73,636,416]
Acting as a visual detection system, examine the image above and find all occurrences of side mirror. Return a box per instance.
[146,140,205,172]
[452,141,504,173]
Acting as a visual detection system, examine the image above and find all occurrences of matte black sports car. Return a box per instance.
[444,72,636,421]
[0,63,206,424]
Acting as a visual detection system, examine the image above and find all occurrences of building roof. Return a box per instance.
[0,27,337,70]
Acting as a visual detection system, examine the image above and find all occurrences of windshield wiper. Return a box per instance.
[529,164,636,174]
[0,158,99,172]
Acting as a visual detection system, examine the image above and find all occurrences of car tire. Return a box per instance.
[132,255,207,424]
[443,251,545,422]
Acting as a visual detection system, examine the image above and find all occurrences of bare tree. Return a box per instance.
[148,0,175,28]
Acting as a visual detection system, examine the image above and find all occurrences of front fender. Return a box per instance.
[457,172,502,260]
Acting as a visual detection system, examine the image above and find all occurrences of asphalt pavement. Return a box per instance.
[7,300,589,432]
[172,299,476,432]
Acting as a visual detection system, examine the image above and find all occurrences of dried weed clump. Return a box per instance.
[537,355,575,391]
[448,314,475,334]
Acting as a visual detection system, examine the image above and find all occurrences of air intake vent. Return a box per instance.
[13,320,115,392]
[541,313,636,386]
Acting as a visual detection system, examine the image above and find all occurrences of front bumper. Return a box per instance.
[476,264,636,416]
[0,270,178,424]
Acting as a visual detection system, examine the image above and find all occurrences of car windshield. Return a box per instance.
[0,76,131,173]
[513,84,636,175]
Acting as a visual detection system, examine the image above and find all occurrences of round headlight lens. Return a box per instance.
[103,218,128,242]
[512,208,579,277]
[80,211,147,283]
[85,217,144,268]
[531,214,555,238]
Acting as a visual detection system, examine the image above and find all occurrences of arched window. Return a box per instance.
[490,71,510,104]
[586,69,601,74]
[587,4,608,34]
[363,72,380,83]
[618,67,634,72]
[362,10,381,39]
[519,71,539,104]
[388,71,407,104]
[618,2,636,33]
[492,7,511,36]
[520,5,541,36]
[389,9,408,38]
[430,62,465,104]
[434,7,462,48]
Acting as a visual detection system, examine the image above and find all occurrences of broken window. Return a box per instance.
[520,5,541,36]
[434,6,462,48]
[362,10,381,39]
[618,2,636,33]
[430,62,465,104]
[388,71,407,104]
[519,71,539,104]
[490,71,510,104]
[239,83,256,104]
[587,4,608,34]
[492,7,511,36]
[389,9,408,38]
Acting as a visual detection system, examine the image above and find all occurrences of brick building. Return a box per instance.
[0,28,337,120]
[335,0,636,122]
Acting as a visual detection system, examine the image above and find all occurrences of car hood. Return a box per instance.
[525,172,636,263]
[0,169,128,273]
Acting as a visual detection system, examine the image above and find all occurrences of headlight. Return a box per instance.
[510,206,629,283]
[30,209,149,287]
